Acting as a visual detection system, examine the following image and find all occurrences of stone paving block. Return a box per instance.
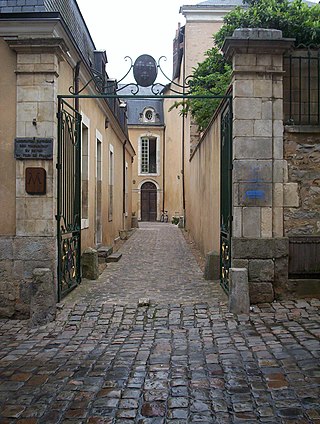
[0,223,319,423]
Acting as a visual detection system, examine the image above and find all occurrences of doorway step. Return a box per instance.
[106,253,122,263]
[97,246,113,264]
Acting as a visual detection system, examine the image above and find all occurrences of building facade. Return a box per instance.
[121,86,166,222]
[0,0,135,318]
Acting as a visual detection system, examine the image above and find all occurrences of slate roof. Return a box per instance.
[0,0,96,67]
[119,85,165,127]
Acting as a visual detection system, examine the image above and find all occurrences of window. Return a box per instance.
[81,115,90,229]
[108,144,114,221]
[145,109,154,121]
[141,107,158,124]
[140,136,157,174]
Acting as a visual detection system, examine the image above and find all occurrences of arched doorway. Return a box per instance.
[141,182,157,221]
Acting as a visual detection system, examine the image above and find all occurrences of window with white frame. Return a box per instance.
[81,114,90,229]
[141,107,158,124]
[140,136,157,174]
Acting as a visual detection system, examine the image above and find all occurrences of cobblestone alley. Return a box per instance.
[0,223,319,423]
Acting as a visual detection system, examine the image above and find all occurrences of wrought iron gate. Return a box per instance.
[56,99,82,301]
[220,98,233,294]
[56,54,233,301]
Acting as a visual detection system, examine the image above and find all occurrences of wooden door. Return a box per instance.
[141,182,157,221]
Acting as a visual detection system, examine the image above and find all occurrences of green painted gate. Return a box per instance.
[56,99,82,301]
[220,98,233,294]
[56,72,232,301]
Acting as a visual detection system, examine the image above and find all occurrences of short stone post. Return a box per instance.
[204,251,220,280]
[82,247,99,280]
[30,268,56,326]
[228,268,250,314]
[131,216,139,228]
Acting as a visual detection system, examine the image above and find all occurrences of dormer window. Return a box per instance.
[142,107,156,123]
[145,109,154,121]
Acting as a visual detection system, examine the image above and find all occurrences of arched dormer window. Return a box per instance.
[141,107,156,123]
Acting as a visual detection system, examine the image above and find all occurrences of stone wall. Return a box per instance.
[0,236,56,318]
[232,238,289,302]
[284,126,320,236]
[0,39,64,319]
[223,29,295,303]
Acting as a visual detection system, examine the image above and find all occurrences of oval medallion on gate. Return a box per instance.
[133,54,158,87]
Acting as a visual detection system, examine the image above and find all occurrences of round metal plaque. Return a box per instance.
[133,54,158,87]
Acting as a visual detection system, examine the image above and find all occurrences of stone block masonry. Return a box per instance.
[0,38,67,319]
[284,126,320,236]
[232,238,289,302]
[223,29,295,302]
[0,236,56,319]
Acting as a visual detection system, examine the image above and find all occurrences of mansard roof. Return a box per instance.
[119,85,165,127]
[0,0,96,68]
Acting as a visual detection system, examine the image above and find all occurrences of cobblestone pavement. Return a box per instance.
[0,223,319,423]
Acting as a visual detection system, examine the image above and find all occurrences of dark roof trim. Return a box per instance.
[0,11,61,19]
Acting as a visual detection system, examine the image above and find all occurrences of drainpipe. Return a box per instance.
[182,28,186,223]
[162,126,166,214]
[74,61,81,112]
[123,140,127,230]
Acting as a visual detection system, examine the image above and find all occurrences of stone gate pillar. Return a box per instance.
[4,38,67,318]
[222,29,295,302]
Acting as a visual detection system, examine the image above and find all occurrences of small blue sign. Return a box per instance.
[245,190,265,200]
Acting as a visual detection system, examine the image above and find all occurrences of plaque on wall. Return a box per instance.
[25,167,46,195]
[15,137,53,160]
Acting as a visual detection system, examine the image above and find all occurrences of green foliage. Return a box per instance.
[169,48,232,131]
[185,0,320,131]
[215,0,320,48]
[188,48,232,131]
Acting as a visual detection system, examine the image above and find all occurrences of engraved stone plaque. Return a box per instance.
[15,138,53,160]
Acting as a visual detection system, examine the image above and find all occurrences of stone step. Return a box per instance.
[97,246,113,263]
[106,253,122,263]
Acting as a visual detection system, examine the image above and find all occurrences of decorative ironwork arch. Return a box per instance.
[57,54,232,300]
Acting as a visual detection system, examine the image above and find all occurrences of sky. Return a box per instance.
[76,0,200,84]
[76,0,319,85]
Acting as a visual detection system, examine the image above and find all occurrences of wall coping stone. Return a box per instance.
[285,125,320,134]
[6,37,68,58]
[233,28,283,39]
[222,28,295,59]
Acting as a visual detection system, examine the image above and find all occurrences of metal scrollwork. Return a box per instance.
[60,234,79,291]
[70,54,197,97]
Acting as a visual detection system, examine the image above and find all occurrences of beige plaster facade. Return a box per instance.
[164,1,241,247]
[163,97,184,221]
[129,126,164,221]
[188,110,221,256]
